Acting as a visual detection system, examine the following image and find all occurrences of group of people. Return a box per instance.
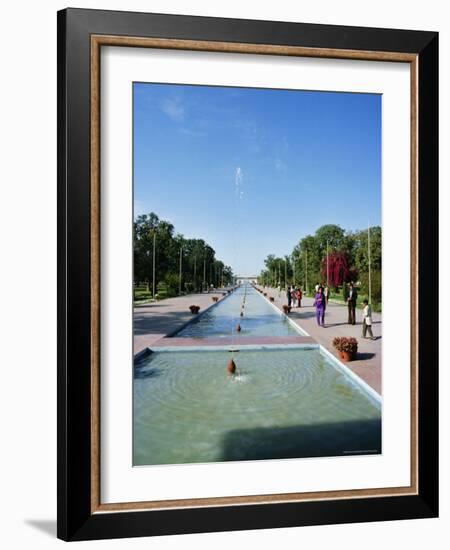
[270,281,375,339]
[312,281,375,339]
[286,286,303,308]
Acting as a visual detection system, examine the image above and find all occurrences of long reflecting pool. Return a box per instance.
[134,284,381,466]
[175,284,304,338]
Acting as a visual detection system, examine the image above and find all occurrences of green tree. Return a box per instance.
[359,270,382,306]
[315,224,346,256]
[133,212,233,299]
[353,226,382,273]
[134,213,176,290]
[258,224,383,302]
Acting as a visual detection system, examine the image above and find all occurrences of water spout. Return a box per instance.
[227,358,237,375]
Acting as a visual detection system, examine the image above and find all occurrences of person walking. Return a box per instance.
[291,287,297,307]
[286,286,292,308]
[324,284,330,304]
[297,287,302,308]
[347,282,358,325]
[314,285,326,327]
[362,299,375,339]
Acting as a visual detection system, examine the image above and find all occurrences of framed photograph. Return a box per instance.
[57,8,438,541]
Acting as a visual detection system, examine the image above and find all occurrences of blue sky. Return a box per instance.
[134,83,381,275]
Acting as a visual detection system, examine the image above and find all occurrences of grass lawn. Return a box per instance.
[134,289,153,304]
[133,289,189,304]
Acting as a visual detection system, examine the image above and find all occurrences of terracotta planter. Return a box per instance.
[269,297,274,302]
[227,359,237,375]
[189,305,200,314]
[340,351,354,362]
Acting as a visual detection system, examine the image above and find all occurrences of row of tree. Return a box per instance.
[258,224,382,305]
[134,212,233,298]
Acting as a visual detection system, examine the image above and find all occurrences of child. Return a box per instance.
[362,299,375,339]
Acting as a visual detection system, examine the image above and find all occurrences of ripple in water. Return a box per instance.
[133,348,381,466]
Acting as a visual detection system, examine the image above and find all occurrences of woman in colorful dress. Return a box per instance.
[314,285,326,327]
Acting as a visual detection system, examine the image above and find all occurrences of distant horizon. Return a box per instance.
[134,83,381,274]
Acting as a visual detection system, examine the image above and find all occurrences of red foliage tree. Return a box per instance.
[321,252,353,289]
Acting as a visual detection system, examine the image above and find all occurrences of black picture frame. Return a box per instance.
[57,7,438,541]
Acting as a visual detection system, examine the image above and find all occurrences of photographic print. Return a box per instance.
[133,82,382,467]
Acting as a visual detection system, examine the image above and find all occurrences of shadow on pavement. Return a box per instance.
[356,352,376,360]
[289,311,316,319]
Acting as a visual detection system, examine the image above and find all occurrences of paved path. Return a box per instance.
[258,287,382,394]
[134,291,228,354]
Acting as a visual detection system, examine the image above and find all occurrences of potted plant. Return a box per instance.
[282,305,291,314]
[332,337,358,362]
[212,296,219,302]
[269,296,275,302]
[189,305,201,314]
